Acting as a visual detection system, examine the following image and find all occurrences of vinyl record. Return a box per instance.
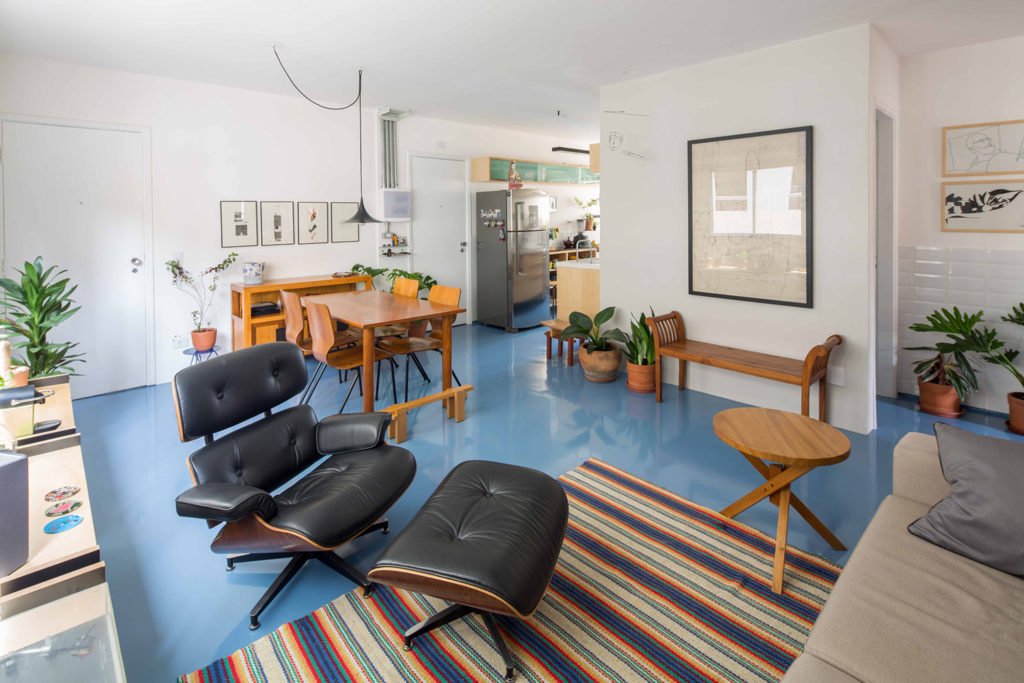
[45,500,82,517]
[44,485,80,502]
[43,514,83,534]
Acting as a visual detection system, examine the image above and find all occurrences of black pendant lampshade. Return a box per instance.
[344,69,382,224]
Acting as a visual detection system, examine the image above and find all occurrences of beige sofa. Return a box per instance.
[783,432,1024,682]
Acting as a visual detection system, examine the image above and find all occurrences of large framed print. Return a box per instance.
[688,126,813,308]
[220,201,258,248]
[297,201,328,244]
[331,202,360,243]
[260,201,295,246]
[943,180,1024,233]
[942,119,1024,177]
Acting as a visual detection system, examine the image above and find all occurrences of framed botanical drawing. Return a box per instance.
[297,201,329,245]
[943,180,1024,233]
[220,201,258,248]
[331,202,360,243]
[260,201,295,246]
[688,126,813,308]
[943,119,1024,177]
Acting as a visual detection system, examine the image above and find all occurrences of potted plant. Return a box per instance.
[623,311,656,393]
[562,307,627,383]
[351,263,389,291]
[904,307,984,417]
[0,257,84,378]
[574,197,598,231]
[980,302,1024,434]
[166,252,237,352]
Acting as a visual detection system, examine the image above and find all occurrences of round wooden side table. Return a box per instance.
[713,407,850,594]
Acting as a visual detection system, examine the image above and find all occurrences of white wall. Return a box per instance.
[0,52,597,385]
[600,26,874,433]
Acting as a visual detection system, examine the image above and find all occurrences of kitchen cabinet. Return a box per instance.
[548,246,598,310]
[471,157,599,185]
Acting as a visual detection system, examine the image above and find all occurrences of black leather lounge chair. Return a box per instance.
[172,342,416,630]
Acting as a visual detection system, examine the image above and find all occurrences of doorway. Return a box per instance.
[409,154,470,325]
[875,109,897,398]
[0,117,154,398]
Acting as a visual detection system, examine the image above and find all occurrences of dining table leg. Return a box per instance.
[441,316,453,391]
[362,326,375,413]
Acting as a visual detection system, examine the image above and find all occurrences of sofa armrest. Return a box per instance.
[892,432,950,506]
[316,411,391,455]
[175,482,277,522]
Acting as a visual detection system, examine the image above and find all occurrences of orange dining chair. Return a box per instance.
[426,285,463,387]
[376,277,436,401]
[281,290,360,404]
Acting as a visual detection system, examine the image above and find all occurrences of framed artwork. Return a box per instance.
[688,126,813,308]
[220,201,258,248]
[942,119,1024,177]
[331,202,360,243]
[260,201,295,246]
[943,180,1024,233]
[297,201,329,244]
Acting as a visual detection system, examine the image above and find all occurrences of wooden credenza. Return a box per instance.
[230,274,372,350]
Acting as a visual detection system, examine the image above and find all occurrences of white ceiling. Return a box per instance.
[1,0,1023,140]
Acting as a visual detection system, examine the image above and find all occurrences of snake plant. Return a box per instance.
[624,311,655,365]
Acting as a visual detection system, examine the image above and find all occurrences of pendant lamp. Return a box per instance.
[344,70,382,224]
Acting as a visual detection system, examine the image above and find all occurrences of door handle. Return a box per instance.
[459,241,467,253]
[130,256,142,273]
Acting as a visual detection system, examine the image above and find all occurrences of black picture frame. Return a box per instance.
[297,201,329,244]
[219,200,258,248]
[687,125,813,308]
[259,201,295,246]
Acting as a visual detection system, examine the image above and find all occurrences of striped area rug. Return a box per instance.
[180,459,840,682]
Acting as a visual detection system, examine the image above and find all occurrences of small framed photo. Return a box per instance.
[260,201,295,246]
[297,202,329,244]
[331,202,360,243]
[220,201,258,248]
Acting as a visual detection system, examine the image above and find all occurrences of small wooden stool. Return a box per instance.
[540,319,576,366]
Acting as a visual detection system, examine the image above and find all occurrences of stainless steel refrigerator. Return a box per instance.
[476,189,551,331]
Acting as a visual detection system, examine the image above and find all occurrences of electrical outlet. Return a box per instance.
[828,366,845,386]
[171,334,187,350]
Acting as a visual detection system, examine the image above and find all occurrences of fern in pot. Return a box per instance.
[562,307,627,383]
[624,311,656,393]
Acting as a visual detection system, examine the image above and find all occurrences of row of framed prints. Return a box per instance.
[220,201,361,247]
[942,118,1024,233]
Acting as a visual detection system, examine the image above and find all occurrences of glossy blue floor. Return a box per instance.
[73,323,1020,680]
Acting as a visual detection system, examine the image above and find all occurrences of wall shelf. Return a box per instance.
[471,156,599,185]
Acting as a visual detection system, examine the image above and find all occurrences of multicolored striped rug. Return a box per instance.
[180,459,840,682]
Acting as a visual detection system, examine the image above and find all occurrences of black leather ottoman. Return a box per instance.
[368,460,568,682]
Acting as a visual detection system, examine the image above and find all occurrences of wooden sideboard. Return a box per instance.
[230,273,372,350]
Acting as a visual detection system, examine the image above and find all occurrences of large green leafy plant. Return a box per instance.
[904,307,986,401]
[981,303,1024,388]
[166,252,237,332]
[0,257,84,377]
[562,307,627,351]
[385,269,438,298]
[624,311,655,366]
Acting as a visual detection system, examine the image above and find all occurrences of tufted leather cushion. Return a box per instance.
[188,405,319,493]
[270,445,416,547]
[317,412,391,455]
[371,460,568,616]
[176,482,278,522]
[174,342,307,441]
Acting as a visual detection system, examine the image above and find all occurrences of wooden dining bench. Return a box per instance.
[646,311,842,421]
[383,384,474,444]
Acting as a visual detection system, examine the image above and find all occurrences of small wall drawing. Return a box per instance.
[943,180,1024,233]
[220,201,258,248]
[297,202,328,244]
[943,119,1024,177]
[260,201,295,246]
[331,202,360,243]
[607,130,647,162]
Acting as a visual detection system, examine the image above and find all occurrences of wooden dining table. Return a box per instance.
[301,290,465,413]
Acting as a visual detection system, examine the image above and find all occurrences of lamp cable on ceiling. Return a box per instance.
[272,45,361,111]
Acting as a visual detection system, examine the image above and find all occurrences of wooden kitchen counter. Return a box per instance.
[230,273,371,350]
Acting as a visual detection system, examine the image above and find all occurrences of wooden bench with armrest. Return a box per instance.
[646,311,842,421]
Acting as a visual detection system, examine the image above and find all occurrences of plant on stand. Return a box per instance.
[623,311,656,393]
[562,307,627,383]
[166,252,237,352]
[574,197,598,231]
[904,307,984,417]
[980,302,1024,434]
[0,257,84,378]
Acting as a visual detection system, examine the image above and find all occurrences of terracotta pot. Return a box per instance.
[191,328,217,352]
[1007,392,1024,435]
[578,346,621,383]
[585,217,595,231]
[626,362,655,393]
[10,367,29,387]
[408,320,428,338]
[917,380,963,418]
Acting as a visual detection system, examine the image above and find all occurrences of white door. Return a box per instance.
[1,120,150,398]
[410,155,469,325]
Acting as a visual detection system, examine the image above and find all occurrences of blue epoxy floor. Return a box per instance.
[71,323,1021,680]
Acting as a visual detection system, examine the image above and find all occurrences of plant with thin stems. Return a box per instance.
[166,253,237,332]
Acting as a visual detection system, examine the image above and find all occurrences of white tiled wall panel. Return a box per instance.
[897,246,1024,413]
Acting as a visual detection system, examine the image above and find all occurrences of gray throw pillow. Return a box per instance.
[908,423,1024,576]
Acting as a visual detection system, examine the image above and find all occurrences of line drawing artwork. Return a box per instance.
[607,130,647,162]
[943,119,1024,176]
